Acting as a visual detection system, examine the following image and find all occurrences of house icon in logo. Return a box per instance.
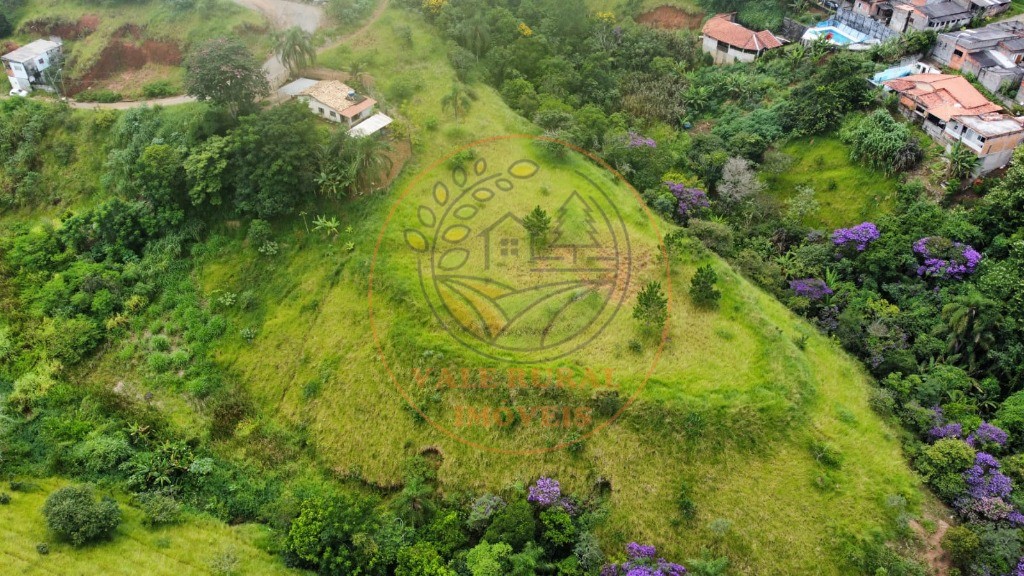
[478,212,533,271]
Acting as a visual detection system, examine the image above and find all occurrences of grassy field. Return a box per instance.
[185,8,925,573]
[7,0,271,96]
[0,478,303,576]
[764,137,899,229]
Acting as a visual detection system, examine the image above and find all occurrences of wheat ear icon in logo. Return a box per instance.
[403,154,632,363]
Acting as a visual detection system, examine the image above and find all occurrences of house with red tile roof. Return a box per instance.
[883,73,1024,174]
[299,80,377,127]
[701,14,783,65]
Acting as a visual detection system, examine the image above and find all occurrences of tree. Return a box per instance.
[228,102,318,217]
[690,265,721,309]
[184,37,269,117]
[946,141,980,182]
[0,14,12,38]
[550,192,601,263]
[466,542,513,576]
[274,26,317,77]
[441,82,476,122]
[317,130,394,197]
[941,525,980,569]
[633,281,668,331]
[938,288,1000,373]
[285,492,382,573]
[184,134,231,207]
[396,541,456,576]
[717,156,764,206]
[522,205,551,252]
[43,485,121,546]
[482,499,535,550]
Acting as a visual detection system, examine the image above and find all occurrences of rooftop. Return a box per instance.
[956,113,1024,137]
[884,73,1002,121]
[349,112,394,137]
[2,39,61,63]
[300,80,377,118]
[917,2,972,18]
[277,77,319,97]
[702,13,783,51]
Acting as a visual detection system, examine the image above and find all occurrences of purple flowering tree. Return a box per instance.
[527,477,561,506]
[956,452,1024,526]
[664,181,709,221]
[789,278,833,301]
[831,222,880,252]
[601,542,686,576]
[966,422,1009,449]
[929,422,963,440]
[912,236,981,279]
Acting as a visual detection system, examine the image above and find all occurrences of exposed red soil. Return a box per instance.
[636,5,704,30]
[68,25,182,95]
[19,15,100,40]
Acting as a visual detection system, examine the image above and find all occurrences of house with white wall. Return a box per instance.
[2,39,63,93]
[701,14,783,65]
[299,80,376,127]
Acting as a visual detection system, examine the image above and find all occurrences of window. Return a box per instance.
[330,110,336,117]
[499,238,519,257]
[318,107,325,115]
[38,58,45,64]
[953,49,964,57]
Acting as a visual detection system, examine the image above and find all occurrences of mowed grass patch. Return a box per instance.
[764,137,898,229]
[0,478,303,576]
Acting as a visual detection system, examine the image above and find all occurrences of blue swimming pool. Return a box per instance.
[802,20,868,46]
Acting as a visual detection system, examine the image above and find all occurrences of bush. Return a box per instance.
[36,543,49,555]
[142,80,176,98]
[688,219,735,256]
[0,493,10,505]
[76,89,123,103]
[43,485,122,546]
[137,492,182,526]
[942,525,979,569]
[677,481,697,521]
[690,265,721,309]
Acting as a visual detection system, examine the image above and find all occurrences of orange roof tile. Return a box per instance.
[883,73,1002,121]
[702,13,783,51]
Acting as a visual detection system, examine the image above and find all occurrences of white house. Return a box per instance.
[701,14,783,65]
[299,80,376,127]
[2,39,63,93]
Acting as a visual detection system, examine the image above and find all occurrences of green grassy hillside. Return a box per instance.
[0,6,928,575]
[0,478,302,575]
[191,9,923,573]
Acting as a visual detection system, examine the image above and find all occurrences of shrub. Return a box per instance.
[690,265,721,309]
[688,219,735,256]
[76,89,123,103]
[942,525,979,568]
[36,543,49,555]
[137,492,182,526]
[0,493,10,504]
[677,481,697,521]
[633,281,668,331]
[43,485,122,546]
[142,80,176,98]
[916,438,976,500]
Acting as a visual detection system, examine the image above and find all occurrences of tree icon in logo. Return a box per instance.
[400,149,631,363]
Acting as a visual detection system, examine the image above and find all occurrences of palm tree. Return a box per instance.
[441,82,476,122]
[937,288,1000,373]
[350,134,394,194]
[946,141,980,182]
[274,26,317,76]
